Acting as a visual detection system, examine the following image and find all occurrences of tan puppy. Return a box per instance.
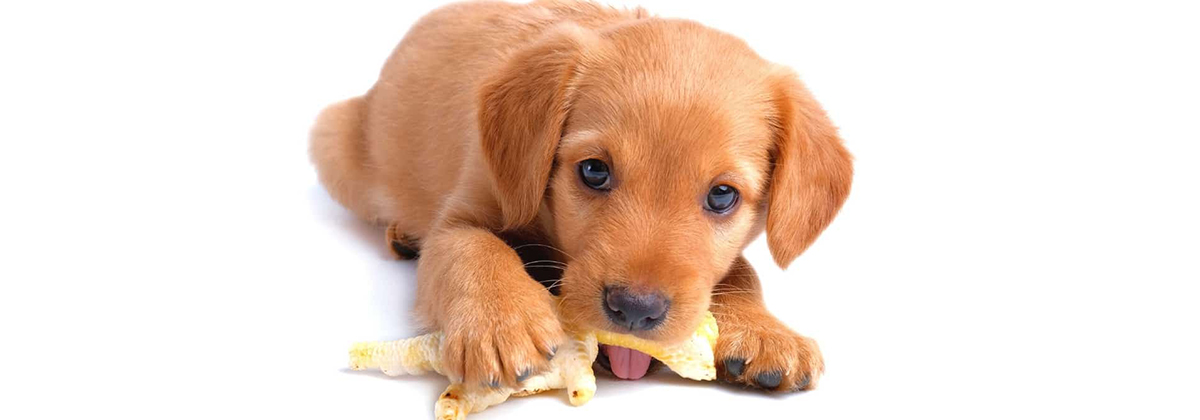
[311,0,851,392]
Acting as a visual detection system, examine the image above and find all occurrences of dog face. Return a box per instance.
[479,20,851,342]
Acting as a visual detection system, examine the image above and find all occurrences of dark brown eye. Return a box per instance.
[705,184,739,213]
[578,159,611,190]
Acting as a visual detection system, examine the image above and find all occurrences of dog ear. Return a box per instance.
[478,25,596,230]
[764,69,853,269]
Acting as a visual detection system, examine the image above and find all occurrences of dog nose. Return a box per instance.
[603,286,669,331]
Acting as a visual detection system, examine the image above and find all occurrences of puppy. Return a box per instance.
[311,0,851,392]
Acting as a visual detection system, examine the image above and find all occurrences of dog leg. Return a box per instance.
[415,225,566,389]
[309,96,384,223]
[711,255,824,391]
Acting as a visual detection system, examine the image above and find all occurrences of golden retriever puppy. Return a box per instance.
[311,0,851,392]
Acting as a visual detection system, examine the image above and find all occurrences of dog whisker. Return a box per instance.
[523,259,567,266]
[512,243,575,260]
[524,265,568,270]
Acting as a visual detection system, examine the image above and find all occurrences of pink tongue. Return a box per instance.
[603,345,653,380]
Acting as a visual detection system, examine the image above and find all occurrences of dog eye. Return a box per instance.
[578,159,611,190]
[705,185,739,213]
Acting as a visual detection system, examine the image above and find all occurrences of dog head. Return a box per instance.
[479,20,851,342]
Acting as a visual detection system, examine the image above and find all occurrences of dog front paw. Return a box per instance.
[716,316,823,392]
[438,293,566,389]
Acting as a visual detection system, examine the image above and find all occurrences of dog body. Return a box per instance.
[312,0,851,391]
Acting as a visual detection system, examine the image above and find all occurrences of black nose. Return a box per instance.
[603,286,669,331]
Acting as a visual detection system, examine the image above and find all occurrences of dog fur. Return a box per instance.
[311,0,851,392]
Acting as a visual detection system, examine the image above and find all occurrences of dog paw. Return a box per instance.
[386,223,420,260]
[438,293,565,388]
[716,317,823,392]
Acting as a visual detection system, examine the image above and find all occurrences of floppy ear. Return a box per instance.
[478,25,596,230]
[764,69,853,269]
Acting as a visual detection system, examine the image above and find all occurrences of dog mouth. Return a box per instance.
[595,344,661,380]
[510,245,661,379]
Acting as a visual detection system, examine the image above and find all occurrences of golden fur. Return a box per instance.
[311,0,851,392]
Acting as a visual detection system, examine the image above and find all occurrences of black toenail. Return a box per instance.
[484,378,500,388]
[723,358,745,377]
[755,370,783,389]
[546,346,557,360]
[796,374,811,389]
[516,368,532,382]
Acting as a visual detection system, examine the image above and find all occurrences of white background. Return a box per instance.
[2,1,1198,418]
